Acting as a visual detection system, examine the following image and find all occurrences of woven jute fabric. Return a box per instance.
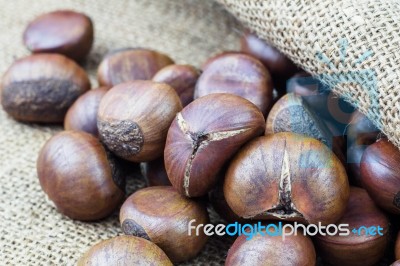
[220,0,400,148]
[0,0,240,265]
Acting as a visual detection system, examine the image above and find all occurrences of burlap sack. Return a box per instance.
[219,0,400,149]
[0,0,240,265]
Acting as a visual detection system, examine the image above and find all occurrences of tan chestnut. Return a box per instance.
[37,131,125,221]
[315,187,389,266]
[164,93,265,197]
[77,235,172,266]
[195,53,273,115]
[225,225,316,266]
[224,132,349,225]
[64,87,109,136]
[97,81,182,162]
[97,48,174,87]
[1,54,90,123]
[120,186,209,263]
[361,139,400,214]
[152,64,199,107]
[23,10,93,61]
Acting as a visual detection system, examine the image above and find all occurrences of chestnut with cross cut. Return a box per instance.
[224,132,349,225]
[164,93,265,197]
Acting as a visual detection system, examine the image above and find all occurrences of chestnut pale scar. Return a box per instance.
[265,149,304,220]
[176,113,249,197]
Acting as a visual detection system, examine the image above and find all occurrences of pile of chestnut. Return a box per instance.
[2,9,400,266]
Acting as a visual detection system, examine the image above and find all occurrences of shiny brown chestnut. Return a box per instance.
[164,93,265,197]
[140,157,171,186]
[77,235,172,266]
[240,32,298,79]
[1,54,90,123]
[120,186,209,263]
[224,132,349,225]
[97,48,174,87]
[195,53,273,115]
[37,131,125,221]
[23,10,94,61]
[315,187,389,266]
[64,87,109,136]
[97,81,182,162]
[225,225,316,266]
[152,64,199,107]
[360,139,400,214]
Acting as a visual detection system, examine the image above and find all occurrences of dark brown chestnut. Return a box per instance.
[195,53,273,115]
[97,48,174,87]
[315,187,389,266]
[23,10,94,61]
[140,157,171,186]
[64,87,109,136]
[152,64,199,107]
[77,235,173,266]
[240,32,298,79]
[120,186,209,263]
[164,93,265,197]
[1,54,90,123]
[224,132,349,225]
[225,224,316,266]
[37,131,125,221]
[97,81,182,162]
[361,139,400,214]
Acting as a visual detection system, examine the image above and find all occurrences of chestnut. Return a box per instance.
[1,54,90,123]
[97,48,174,87]
[140,157,171,186]
[360,139,400,214]
[64,87,109,136]
[120,186,209,263]
[240,32,298,82]
[97,80,182,162]
[152,64,199,107]
[164,93,265,197]
[266,92,333,148]
[266,92,346,165]
[23,10,94,61]
[225,224,316,266]
[315,187,389,266]
[37,131,125,221]
[195,53,273,115]
[347,110,380,146]
[224,132,349,225]
[77,235,172,266]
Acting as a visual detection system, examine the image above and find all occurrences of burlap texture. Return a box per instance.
[220,0,400,149]
[0,0,240,265]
